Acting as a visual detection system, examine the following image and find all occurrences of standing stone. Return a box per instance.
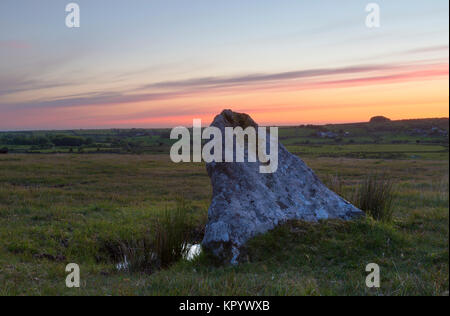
[201,110,364,264]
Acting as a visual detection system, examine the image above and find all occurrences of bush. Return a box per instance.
[352,174,396,222]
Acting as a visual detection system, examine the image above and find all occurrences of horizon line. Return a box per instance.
[1,116,448,133]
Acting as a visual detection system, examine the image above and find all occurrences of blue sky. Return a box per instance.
[0,0,448,129]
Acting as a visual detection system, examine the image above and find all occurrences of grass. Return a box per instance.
[153,200,195,269]
[286,144,448,160]
[353,174,396,222]
[113,200,195,274]
[325,173,396,222]
[0,154,448,295]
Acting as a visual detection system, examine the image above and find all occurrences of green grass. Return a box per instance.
[285,144,448,160]
[0,154,448,295]
[109,199,198,274]
[352,174,396,222]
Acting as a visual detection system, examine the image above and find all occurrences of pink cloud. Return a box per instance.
[0,40,31,50]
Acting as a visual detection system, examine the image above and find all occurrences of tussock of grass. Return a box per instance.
[112,199,195,273]
[154,199,193,268]
[353,174,396,222]
[324,173,397,222]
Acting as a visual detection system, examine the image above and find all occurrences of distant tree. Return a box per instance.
[51,135,86,147]
[85,137,94,145]
[4,135,50,146]
[0,147,8,154]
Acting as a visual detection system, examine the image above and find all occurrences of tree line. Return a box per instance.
[0,135,94,147]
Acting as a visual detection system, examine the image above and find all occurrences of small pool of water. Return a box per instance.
[115,244,202,271]
[185,243,202,261]
[116,256,130,271]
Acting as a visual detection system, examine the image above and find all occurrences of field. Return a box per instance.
[1,118,448,158]
[0,118,448,296]
[0,154,448,295]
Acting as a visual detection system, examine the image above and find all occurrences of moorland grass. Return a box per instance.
[352,174,396,222]
[0,154,448,295]
[325,173,397,222]
[112,199,196,274]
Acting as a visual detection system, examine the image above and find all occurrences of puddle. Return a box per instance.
[185,243,202,261]
[116,255,130,271]
[115,244,202,271]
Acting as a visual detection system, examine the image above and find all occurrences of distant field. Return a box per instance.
[286,144,449,160]
[1,118,448,158]
[0,153,448,295]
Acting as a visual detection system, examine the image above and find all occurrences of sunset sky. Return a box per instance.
[0,0,448,130]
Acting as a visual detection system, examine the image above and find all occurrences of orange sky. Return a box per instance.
[1,60,448,130]
[11,62,447,129]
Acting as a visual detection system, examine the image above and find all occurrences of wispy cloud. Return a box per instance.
[139,64,396,90]
[293,63,449,90]
[404,45,449,55]
[3,60,447,112]
[0,75,73,96]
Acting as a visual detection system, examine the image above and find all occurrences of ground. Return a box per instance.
[0,152,448,295]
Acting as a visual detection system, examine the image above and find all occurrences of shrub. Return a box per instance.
[352,174,396,222]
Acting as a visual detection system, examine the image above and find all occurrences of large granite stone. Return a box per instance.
[202,110,364,264]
